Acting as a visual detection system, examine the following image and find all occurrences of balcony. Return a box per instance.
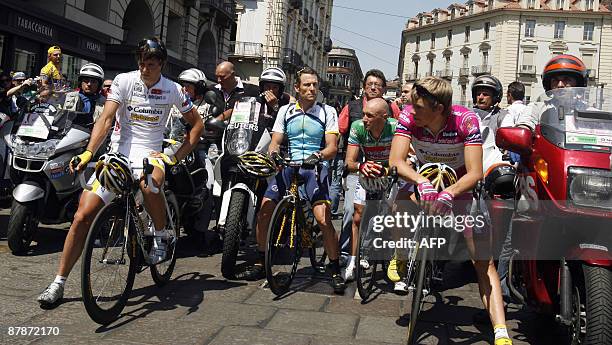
[425,71,434,77]
[229,41,263,58]
[201,0,235,26]
[283,48,304,71]
[406,73,420,81]
[436,69,453,80]
[519,65,536,75]
[471,65,491,76]
[587,69,597,79]
[289,0,302,10]
[459,68,470,77]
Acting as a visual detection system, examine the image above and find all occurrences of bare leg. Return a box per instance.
[141,165,166,231]
[313,202,338,261]
[256,197,276,252]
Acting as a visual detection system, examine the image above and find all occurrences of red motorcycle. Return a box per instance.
[496,87,612,344]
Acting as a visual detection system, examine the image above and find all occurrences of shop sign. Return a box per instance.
[13,13,55,40]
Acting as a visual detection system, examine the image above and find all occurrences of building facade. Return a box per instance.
[326,47,363,106]
[231,0,333,93]
[398,0,612,106]
[0,0,235,83]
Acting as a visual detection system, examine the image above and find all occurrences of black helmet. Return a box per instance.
[542,54,587,91]
[484,163,516,199]
[136,37,167,63]
[471,75,503,105]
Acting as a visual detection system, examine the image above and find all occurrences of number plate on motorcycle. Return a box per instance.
[17,113,52,139]
[230,101,261,125]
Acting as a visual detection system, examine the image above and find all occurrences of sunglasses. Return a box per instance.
[139,39,162,50]
[103,84,112,88]
[414,83,440,106]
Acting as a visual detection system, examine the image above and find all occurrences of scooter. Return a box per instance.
[5,93,94,254]
[207,96,274,279]
[496,86,612,344]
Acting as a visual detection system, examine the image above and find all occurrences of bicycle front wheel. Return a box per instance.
[81,201,138,325]
[265,196,302,296]
[150,193,179,286]
[407,244,429,344]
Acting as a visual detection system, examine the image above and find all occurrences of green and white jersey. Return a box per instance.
[347,118,397,164]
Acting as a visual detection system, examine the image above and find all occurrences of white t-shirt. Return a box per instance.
[501,100,528,128]
[107,71,193,154]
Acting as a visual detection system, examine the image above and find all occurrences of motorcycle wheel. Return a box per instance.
[221,190,246,279]
[7,200,38,254]
[570,264,612,345]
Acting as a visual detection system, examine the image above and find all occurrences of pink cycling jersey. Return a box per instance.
[395,104,482,177]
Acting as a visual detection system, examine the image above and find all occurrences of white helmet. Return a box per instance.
[79,63,104,83]
[179,68,207,86]
[260,67,286,85]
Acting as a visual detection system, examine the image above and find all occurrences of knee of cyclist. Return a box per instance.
[73,209,94,229]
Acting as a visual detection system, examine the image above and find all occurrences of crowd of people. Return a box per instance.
[0,36,594,345]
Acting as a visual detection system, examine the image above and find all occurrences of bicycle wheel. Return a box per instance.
[407,244,429,345]
[356,222,379,302]
[265,196,302,296]
[308,224,327,274]
[151,193,179,286]
[81,201,138,325]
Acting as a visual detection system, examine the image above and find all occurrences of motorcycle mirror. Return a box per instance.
[205,117,227,132]
[204,90,225,117]
[496,127,533,155]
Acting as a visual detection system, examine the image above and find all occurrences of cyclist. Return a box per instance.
[343,98,414,283]
[241,67,346,293]
[61,63,106,126]
[389,76,513,345]
[37,37,203,308]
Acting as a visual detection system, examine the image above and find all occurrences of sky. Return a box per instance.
[330,0,454,80]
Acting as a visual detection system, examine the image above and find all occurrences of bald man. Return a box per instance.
[341,98,401,281]
[215,61,245,121]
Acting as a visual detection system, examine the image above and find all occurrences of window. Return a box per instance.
[484,22,490,40]
[554,21,565,39]
[451,8,456,19]
[447,29,452,46]
[431,32,436,49]
[465,26,470,42]
[584,22,594,41]
[419,17,423,26]
[445,56,451,70]
[429,59,434,75]
[582,54,594,75]
[556,0,564,9]
[488,0,494,9]
[483,51,489,66]
[166,11,182,52]
[527,0,536,8]
[416,35,420,52]
[414,61,419,75]
[469,4,474,14]
[62,54,90,88]
[463,53,469,68]
[586,0,595,10]
[0,35,4,67]
[525,19,536,37]
[522,51,535,69]
[461,85,467,103]
[14,48,37,79]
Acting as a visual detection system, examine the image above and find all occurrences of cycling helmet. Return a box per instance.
[259,67,286,94]
[417,163,458,192]
[471,75,503,105]
[78,63,104,84]
[542,54,587,91]
[136,37,168,62]
[237,151,277,178]
[95,153,133,194]
[484,162,516,199]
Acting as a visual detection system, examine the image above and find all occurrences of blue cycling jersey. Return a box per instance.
[272,102,339,162]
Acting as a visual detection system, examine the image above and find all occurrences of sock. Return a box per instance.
[494,325,509,340]
[347,256,356,268]
[255,251,265,266]
[53,275,66,285]
[329,259,340,274]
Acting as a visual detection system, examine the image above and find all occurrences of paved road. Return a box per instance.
[0,208,569,345]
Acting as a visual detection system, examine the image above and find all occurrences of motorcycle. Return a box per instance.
[1,110,14,201]
[163,112,214,237]
[5,92,93,254]
[206,96,274,279]
[496,87,612,344]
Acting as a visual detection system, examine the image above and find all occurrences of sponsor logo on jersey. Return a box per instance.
[134,82,144,94]
[148,95,167,101]
[130,113,161,122]
[151,88,162,95]
[127,106,164,115]
[442,131,458,137]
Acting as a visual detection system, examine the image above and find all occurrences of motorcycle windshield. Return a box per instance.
[537,87,612,150]
[224,97,273,156]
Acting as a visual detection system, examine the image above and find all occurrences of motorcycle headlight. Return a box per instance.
[227,129,249,156]
[568,167,612,210]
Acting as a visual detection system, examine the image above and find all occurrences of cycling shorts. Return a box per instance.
[264,165,330,206]
[88,149,165,205]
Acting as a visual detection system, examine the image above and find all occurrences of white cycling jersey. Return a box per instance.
[107,70,194,154]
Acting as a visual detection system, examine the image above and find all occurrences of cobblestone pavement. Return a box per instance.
[0,208,569,345]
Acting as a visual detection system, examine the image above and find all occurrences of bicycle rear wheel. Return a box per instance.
[308,224,327,274]
[81,201,138,325]
[407,244,429,344]
[150,193,179,286]
[265,196,302,296]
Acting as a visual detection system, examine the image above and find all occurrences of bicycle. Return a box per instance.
[405,163,458,344]
[355,167,398,302]
[265,159,327,296]
[79,157,179,325]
